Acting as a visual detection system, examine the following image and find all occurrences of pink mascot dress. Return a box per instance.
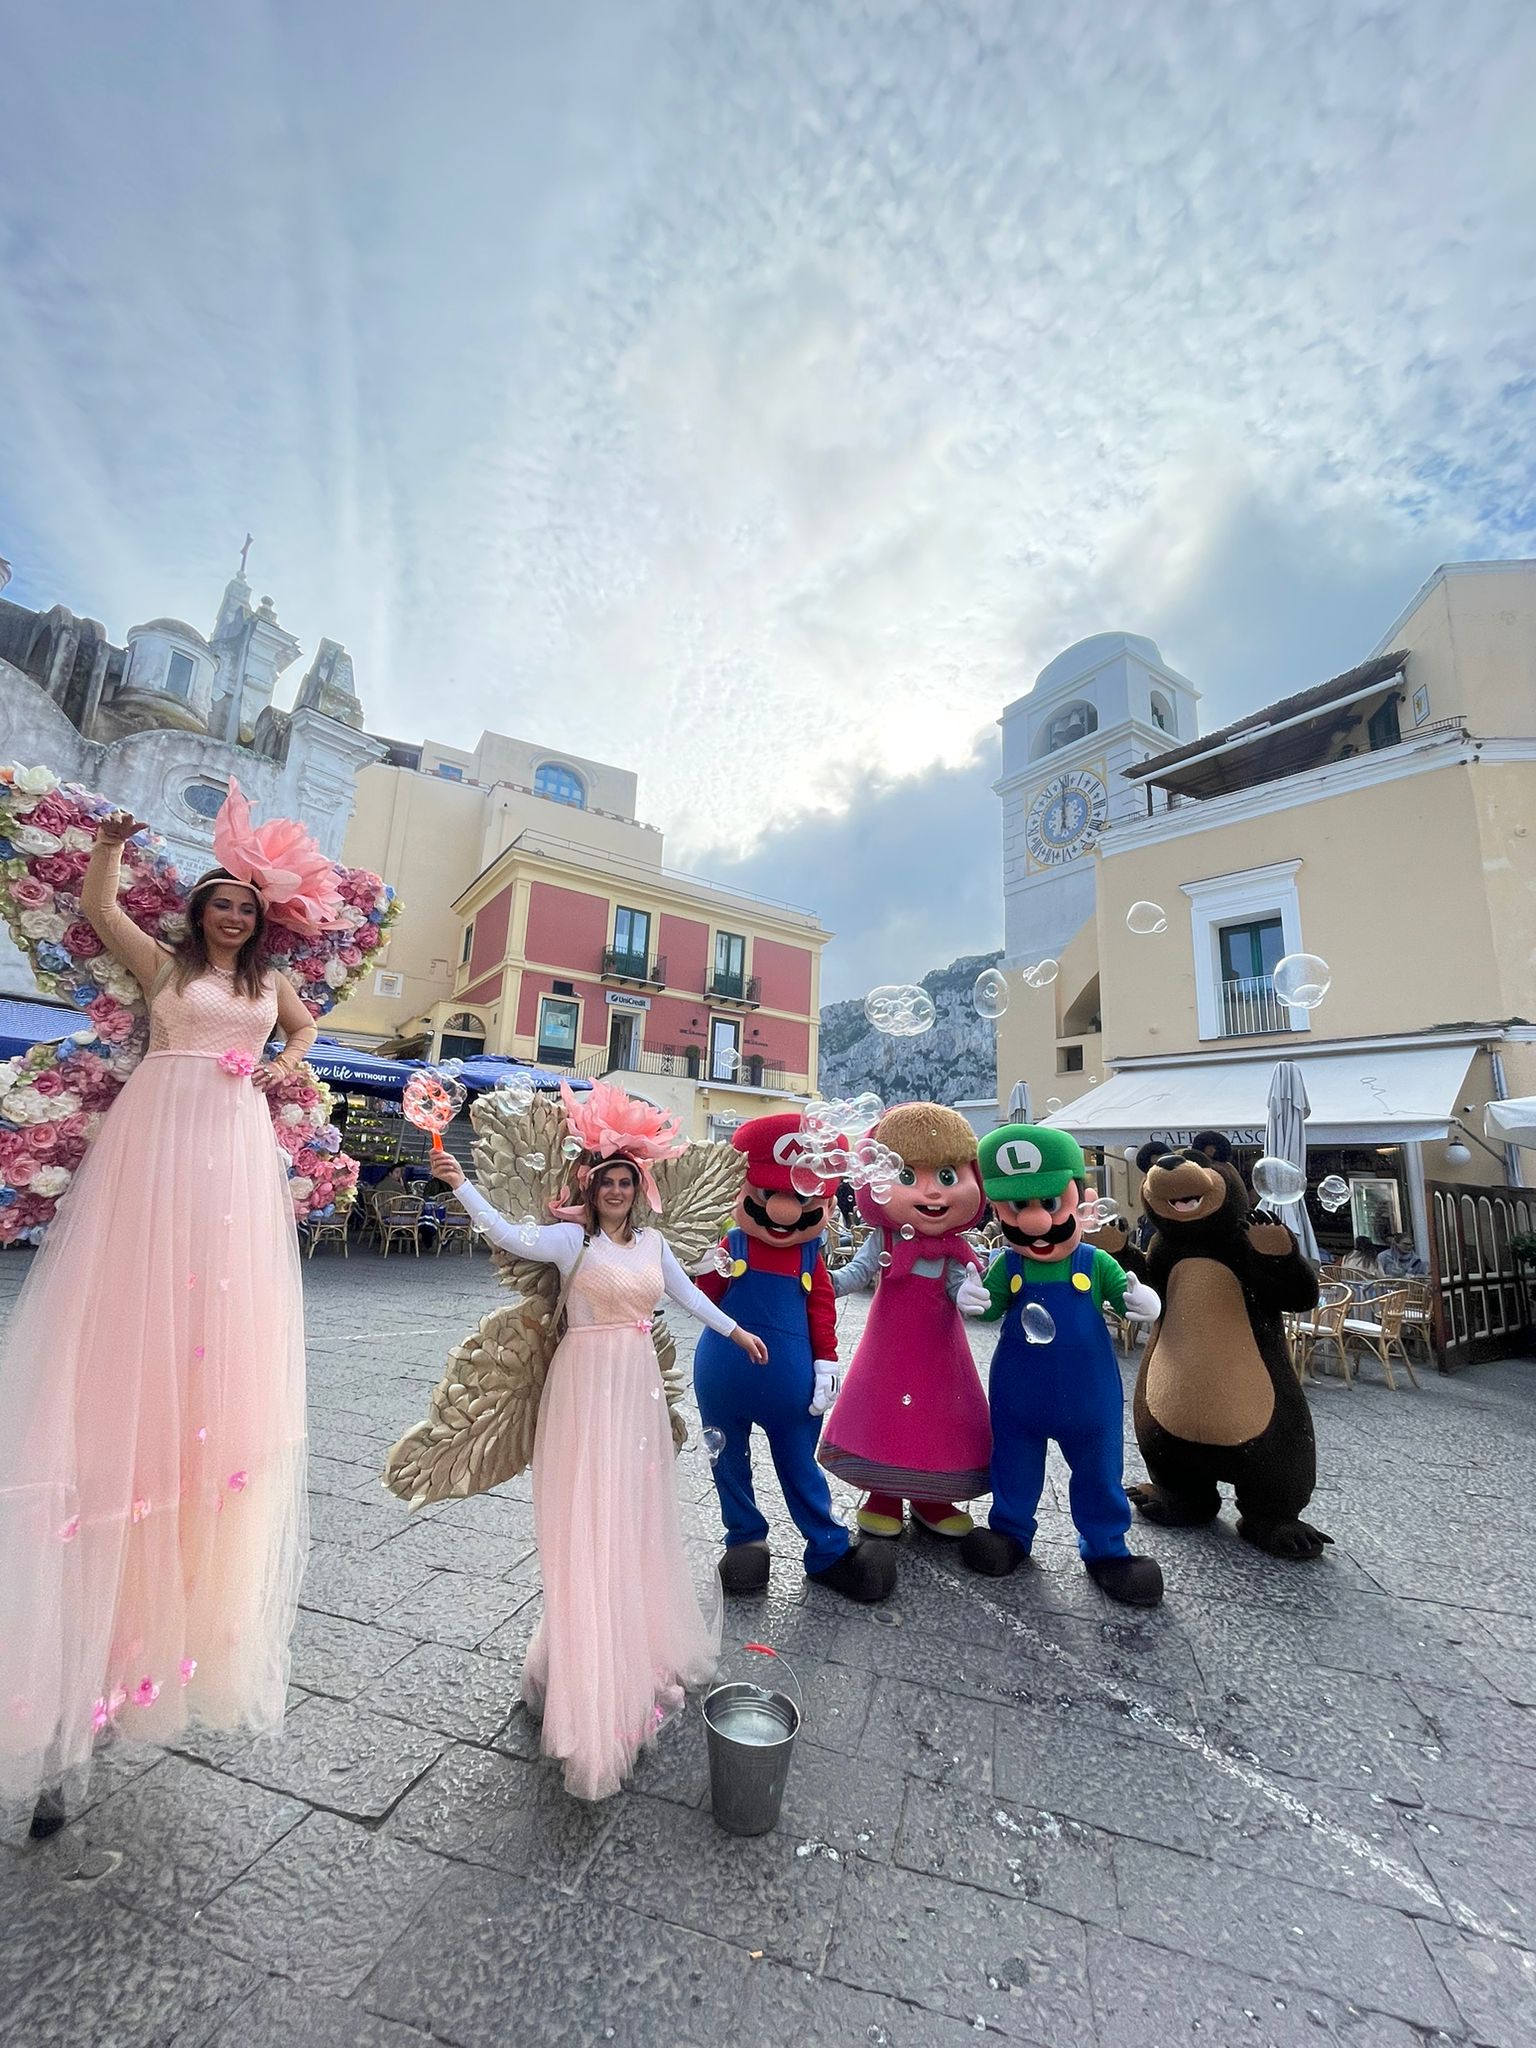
[0,800,322,1817]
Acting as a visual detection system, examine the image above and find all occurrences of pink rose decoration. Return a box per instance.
[218,1049,257,1078]
[26,795,76,837]
[356,926,380,952]
[11,876,52,910]
[87,996,136,1043]
[227,1470,248,1492]
[6,1151,40,1187]
[132,1678,160,1708]
[26,1126,59,1159]
[34,852,88,887]
[339,945,362,969]
[32,1066,67,1098]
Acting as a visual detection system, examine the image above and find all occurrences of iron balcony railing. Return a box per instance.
[574,1044,801,1093]
[600,947,667,986]
[706,971,761,1005]
[1219,975,1293,1036]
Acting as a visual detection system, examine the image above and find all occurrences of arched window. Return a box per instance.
[1045,701,1098,753]
[534,762,586,808]
[1150,692,1174,735]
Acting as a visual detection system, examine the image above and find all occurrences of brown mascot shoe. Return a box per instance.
[1085,1554,1164,1606]
[718,1541,772,1595]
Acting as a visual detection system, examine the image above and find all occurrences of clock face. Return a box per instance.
[1025,769,1109,867]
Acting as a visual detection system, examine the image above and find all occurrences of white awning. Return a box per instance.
[1047,1043,1476,1149]
[1486,1097,1536,1145]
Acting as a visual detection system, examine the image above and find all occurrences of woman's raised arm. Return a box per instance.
[80,816,166,990]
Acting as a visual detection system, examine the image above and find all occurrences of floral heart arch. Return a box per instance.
[0,763,400,1244]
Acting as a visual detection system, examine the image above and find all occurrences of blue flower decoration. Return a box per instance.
[0,1187,16,1207]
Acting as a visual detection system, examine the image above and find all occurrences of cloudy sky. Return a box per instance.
[2,0,1533,998]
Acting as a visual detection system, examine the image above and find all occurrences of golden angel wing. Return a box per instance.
[650,1141,745,1271]
[383,1282,559,1505]
[468,1085,570,1294]
[650,1316,691,1452]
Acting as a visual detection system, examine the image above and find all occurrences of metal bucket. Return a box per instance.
[704,1643,803,1837]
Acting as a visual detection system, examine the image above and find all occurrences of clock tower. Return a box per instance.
[996,633,1200,968]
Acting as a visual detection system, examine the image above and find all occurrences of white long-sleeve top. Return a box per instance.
[453,1182,739,1338]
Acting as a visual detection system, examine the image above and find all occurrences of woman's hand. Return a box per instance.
[98,810,145,846]
[732,1328,769,1365]
[251,1060,289,1094]
[433,1154,466,1191]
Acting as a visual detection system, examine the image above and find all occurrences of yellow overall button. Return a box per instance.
[1009,1273,1023,1294]
[1071,1270,1092,1291]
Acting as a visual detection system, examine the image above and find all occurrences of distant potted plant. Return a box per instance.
[1512,1231,1536,1271]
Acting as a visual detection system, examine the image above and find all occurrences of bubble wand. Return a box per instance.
[403,1069,467,1153]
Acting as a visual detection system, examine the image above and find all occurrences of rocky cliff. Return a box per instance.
[817,951,1003,1108]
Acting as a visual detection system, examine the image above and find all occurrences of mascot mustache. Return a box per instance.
[745,1192,824,1234]
[1000,1212,1078,1252]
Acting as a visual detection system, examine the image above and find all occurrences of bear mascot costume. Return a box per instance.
[959,1124,1165,1606]
[1126,1132,1329,1560]
[819,1102,991,1539]
[693,1113,897,1602]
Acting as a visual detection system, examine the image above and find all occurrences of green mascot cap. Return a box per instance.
[978,1123,1087,1202]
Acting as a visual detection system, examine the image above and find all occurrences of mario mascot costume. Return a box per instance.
[960,1124,1165,1607]
[693,1114,897,1604]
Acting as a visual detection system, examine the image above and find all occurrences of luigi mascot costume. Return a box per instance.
[958,1124,1165,1606]
[693,1114,897,1604]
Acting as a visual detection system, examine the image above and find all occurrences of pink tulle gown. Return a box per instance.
[0,970,307,1812]
[524,1229,721,1801]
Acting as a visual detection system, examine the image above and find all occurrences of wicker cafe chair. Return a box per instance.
[1397,1278,1435,1365]
[435,1208,477,1256]
[378,1195,426,1258]
[1342,1286,1419,1391]
[1289,1292,1351,1384]
[306,1215,350,1259]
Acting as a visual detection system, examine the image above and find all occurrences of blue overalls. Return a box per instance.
[693,1229,851,1576]
[988,1243,1132,1563]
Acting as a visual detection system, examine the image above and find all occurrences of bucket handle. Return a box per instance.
[737,1641,803,1715]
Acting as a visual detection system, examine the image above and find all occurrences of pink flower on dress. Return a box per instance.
[108,1684,128,1716]
[57,1514,80,1542]
[187,1273,197,1290]
[218,1048,257,1078]
[179,1658,197,1686]
[132,1678,160,1708]
[195,1426,208,1442]
[193,1345,205,1360]
[131,1497,151,1523]
[227,1470,248,1492]
[90,1698,110,1734]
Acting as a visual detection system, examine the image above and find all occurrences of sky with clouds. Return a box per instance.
[2,0,1533,999]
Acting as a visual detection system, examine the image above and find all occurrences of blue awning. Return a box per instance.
[305,1042,590,1099]
[449,1055,591,1096]
[0,998,85,1061]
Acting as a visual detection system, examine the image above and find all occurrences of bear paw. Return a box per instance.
[1127,1482,1219,1528]
[1238,1516,1333,1560]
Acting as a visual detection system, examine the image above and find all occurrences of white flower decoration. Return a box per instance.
[8,825,63,856]
[18,909,68,942]
[14,765,60,797]
[28,1165,72,1197]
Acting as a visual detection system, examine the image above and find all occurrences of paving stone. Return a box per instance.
[1401,1681,1536,1767]
[420,1490,539,1547]
[305,1493,403,1552]
[383,1569,534,1650]
[360,1863,749,2047]
[774,1737,906,1861]
[894,1779,1120,1927]
[583,1792,845,1972]
[383,1744,612,1890]
[308,1452,392,1500]
[299,1545,438,1626]
[736,1960,993,2046]
[1416,1919,1536,2048]
[380,1518,537,1581]
[993,1707,1215,1851]
[824,1857,1094,2044]
[1401,1805,1536,1945]
[857,1677,996,1791]
[1111,1836,1462,2029]
[625,1703,711,1808]
[172,1695,447,1821]
[782,1653,877,1754]
[368,1640,521,1745]
[195,1810,452,1996]
[1197,1766,1449,1917]
[207,1977,435,2047]
[29,1754,305,1930]
[290,1609,419,1701]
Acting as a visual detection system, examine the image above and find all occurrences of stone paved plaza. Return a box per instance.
[4,1244,1536,2048]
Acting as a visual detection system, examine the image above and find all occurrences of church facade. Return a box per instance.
[0,552,382,1002]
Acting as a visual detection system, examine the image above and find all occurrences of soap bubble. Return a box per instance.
[973,968,1009,1020]
[802,1099,838,1133]
[702,1427,726,1466]
[1021,1303,1056,1344]
[562,1137,583,1161]
[849,1091,884,1127]
[863,985,900,1027]
[868,986,935,1037]
[1251,1156,1307,1205]
[1272,953,1331,1010]
[1124,1147,1139,1163]
[898,1223,916,1241]
[520,1151,546,1172]
[718,1047,742,1076]
[1021,958,1060,989]
[1317,1173,1351,1213]
[878,1251,892,1269]
[1126,901,1168,936]
[515,1214,540,1248]
[710,1243,735,1276]
[1045,1096,1063,1113]
[901,1393,912,1407]
[790,1163,824,1198]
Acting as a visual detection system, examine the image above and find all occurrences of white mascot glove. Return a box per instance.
[956,1268,991,1318]
[810,1361,840,1417]
[1123,1277,1161,1323]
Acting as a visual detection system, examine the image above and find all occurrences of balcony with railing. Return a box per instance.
[1218,976,1294,1037]
[600,947,667,987]
[706,971,761,1006]
[574,1043,804,1094]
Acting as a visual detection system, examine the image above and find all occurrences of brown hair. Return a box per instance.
[581,1156,642,1241]
[872,1102,978,1170]
[176,868,268,999]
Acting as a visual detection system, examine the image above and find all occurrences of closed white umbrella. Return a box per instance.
[1265,1060,1320,1261]
[1007,1080,1031,1123]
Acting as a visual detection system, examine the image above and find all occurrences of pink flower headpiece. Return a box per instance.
[202,778,347,937]
[552,1078,687,1216]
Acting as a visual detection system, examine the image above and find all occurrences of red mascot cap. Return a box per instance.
[733,1112,845,1196]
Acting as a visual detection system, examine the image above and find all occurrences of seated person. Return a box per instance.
[1378,1232,1428,1279]
[1342,1235,1384,1277]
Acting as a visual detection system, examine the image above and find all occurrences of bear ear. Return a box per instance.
[1134,1141,1160,1173]
[1192,1129,1232,1163]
